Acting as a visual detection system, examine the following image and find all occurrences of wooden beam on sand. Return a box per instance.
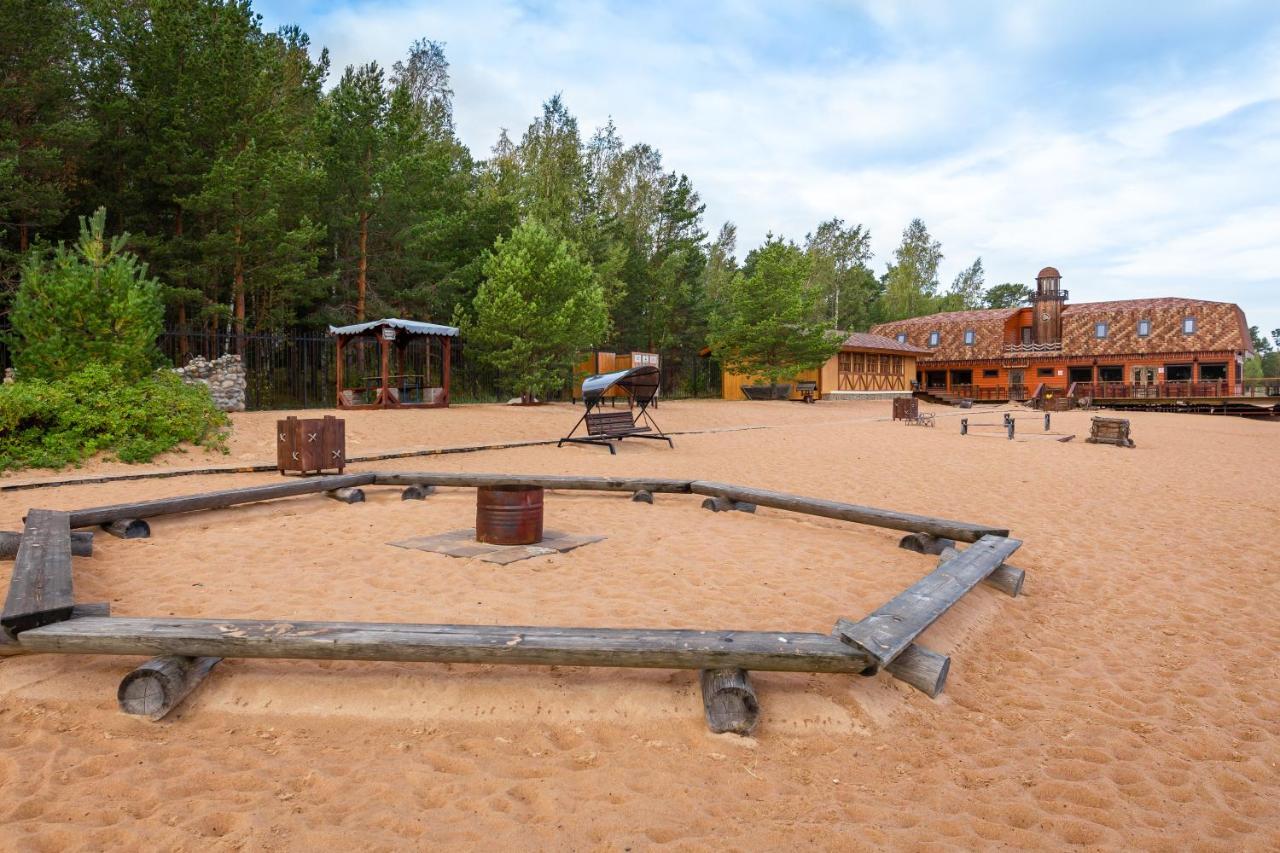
[1,510,75,636]
[0,602,110,656]
[66,473,376,528]
[1,530,93,558]
[689,481,1008,543]
[700,668,759,735]
[118,655,221,720]
[834,535,1023,669]
[18,617,876,674]
[937,546,1025,598]
[882,644,950,698]
[372,472,693,494]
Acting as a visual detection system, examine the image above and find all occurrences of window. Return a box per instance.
[1166,364,1193,381]
[1199,363,1227,381]
[1183,317,1196,334]
[1137,319,1150,337]
[928,330,940,347]
[982,369,999,378]
[896,333,907,344]
[963,328,975,345]
[1098,365,1123,382]
[1068,366,1094,383]
[1036,367,1054,377]
[1095,322,1108,339]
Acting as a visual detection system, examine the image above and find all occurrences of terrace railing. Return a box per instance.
[1071,381,1239,399]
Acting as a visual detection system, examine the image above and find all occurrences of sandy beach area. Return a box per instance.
[1,399,1277,850]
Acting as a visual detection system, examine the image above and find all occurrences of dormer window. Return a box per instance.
[896,333,907,344]
[928,330,940,347]
[1137,319,1150,337]
[963,329,975,346]
[1095,322,1109,339]
[1183,317,1196,334]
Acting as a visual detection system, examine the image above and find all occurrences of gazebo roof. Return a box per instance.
[328,318,460,338]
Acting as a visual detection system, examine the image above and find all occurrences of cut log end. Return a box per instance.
[118,655,221,721]
[701,497,754,514]
[883,644,950,698]
[102,518,150,540]
[700,668,759,735]
[898,532,957,556]
[631,489,654,504]
[326,487,366,504]
[401,485,436,501]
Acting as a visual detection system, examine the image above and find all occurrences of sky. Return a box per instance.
[255,0,1280,341]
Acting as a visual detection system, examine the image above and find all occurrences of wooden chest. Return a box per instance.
[1085,416,1134,448]
[277,415,346,475]
[892,397,919,421]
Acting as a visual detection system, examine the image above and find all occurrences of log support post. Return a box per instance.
[401,485,436,501]
[1,530,93,559]
[883,644,950,698]
[326,487,366,504]
[102,519,150,540]
[118,655,221,720]
[699,668,759,735]
[701,497,755,514]
[631,489,653,504]
[898,532,957,556]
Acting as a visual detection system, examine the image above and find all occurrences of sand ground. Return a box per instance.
[1,399,1277,850]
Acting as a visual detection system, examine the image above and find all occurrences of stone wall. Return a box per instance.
[173,354,246,412]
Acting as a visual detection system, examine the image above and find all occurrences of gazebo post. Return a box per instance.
[335,336,345,408]
[442,334,451,407]
[379,334,390,408]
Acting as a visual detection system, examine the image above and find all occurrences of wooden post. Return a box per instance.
[1007,418,1015,440]
[961,417,968,435]
[701,496,755,514]
[335,335,344,407]
[118,655,221,720]
[1044,412,1051,431]
[441,334,451,407]
[401,485,436,501]
[699,668,759,735]
[631,489,653,504]
[102,518,150,539]
[898,532,956,556]
[326,487,365,504]
[379,335,390,408]
[1,530,93,559]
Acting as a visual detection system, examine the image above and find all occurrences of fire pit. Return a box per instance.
[475,485,544,545]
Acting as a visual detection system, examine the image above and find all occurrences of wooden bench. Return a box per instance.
[795,381,817,404]
[586,410,650,438]
[1086,416,1134,447]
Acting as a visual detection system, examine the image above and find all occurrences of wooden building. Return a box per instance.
[719,333,928,401]
[329,318,457,409]
[869,267,1254,403]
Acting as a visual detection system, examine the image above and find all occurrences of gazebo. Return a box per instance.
[328,318,458,409]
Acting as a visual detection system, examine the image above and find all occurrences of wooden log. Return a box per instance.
[834,535,1023,668]
[883,644,950,698]
[700,668,759,735]
[937,546,1025,597]
[897,532,956,556]
[118,655,221,720]
[401,485,436,501]
[1,510,75,637]
[326,487,366,504]
[66,472,376,528]
[1,602,108,656]
[372,472,693,494]
[689,481,1008,543]
[631,489,653,504]
[1,530,93,558]
[19,617,876,674]
[701,496,757,514]
[101,518,150,539]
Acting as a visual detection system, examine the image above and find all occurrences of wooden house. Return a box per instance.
[869,267,1254,403]
[719,333,929,401]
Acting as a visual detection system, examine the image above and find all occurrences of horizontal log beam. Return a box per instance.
[0,602,109,656]
[372,472,693,494]
[18,617,875,674]
[67,473,376,528]
[1,510,75,636]
[835,535,1023,668]
[1,530,93,559]
[689,481,1008,543]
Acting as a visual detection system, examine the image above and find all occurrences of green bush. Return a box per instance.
[0,363,229,471]
[7,208,163,382]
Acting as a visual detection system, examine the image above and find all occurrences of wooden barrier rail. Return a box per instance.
[1,510,76,636]
[373,472,693,494]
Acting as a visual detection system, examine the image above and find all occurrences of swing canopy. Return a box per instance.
[580,365,660,406]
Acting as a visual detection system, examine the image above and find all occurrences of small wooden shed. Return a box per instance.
[329,318,458,409]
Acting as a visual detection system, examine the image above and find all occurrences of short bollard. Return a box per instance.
[1007,418,1015,440]
[961,418,968,436]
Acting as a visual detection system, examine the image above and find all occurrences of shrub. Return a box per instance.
[0,363,229,471]
[7,208,164,382]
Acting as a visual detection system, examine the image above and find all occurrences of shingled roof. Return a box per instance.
[839,332,931,354]
[870,297,1250,362]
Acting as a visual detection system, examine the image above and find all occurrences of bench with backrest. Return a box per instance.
[795,381,818,404]
[586,410,650,438]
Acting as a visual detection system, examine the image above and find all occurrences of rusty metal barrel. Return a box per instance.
[475,486,544,545]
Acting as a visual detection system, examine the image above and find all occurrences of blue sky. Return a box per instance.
[256,1,1280,341]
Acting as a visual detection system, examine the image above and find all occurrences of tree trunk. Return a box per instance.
[18,224,28,253]
[233,224,246,356]
[176,210,188,359]
[357,209,368,322]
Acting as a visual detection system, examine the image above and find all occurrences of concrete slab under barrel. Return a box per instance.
[389,529,605,564]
